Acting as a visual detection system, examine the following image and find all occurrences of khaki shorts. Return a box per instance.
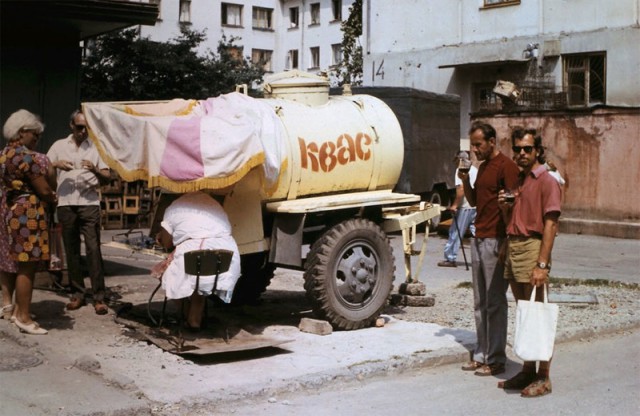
[505,237,541,283]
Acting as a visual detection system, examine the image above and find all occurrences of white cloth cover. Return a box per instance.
[160,192,241,303]
[513,285,559,361]
[83,92,287,194]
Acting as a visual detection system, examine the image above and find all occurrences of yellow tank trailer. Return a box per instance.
[84,71,439,330]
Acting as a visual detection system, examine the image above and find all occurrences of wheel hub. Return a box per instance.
[344,251,377,297]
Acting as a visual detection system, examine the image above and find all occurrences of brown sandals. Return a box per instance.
[474,363,505,376]
[521,377,552,398]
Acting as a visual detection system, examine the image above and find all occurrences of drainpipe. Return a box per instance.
[300,0,306,70]
[365,0,371,55]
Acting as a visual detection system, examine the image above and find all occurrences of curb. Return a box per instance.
[116,321,640,414]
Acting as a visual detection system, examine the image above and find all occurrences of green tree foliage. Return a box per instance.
[81,27,265,101]
[338,0,363,86]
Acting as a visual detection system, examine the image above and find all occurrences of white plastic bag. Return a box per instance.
[513,285,559,361]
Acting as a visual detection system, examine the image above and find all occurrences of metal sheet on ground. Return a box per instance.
[115,316,293,356]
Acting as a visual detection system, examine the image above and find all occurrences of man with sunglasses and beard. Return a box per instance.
[47,110,111,315]
[498,127,562,397]
[459,122,520,378]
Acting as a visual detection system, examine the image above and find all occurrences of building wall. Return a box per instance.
[361,0,640,228]
[363,1,640,120]
[140,0,352,77]
[485,108,640,222]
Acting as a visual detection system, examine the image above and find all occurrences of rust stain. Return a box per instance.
[481,110,639,220]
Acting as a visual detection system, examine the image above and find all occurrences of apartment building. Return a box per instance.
[139,0,352,78]
[361,0,640,236]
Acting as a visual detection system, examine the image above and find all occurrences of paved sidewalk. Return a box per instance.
[0,230,638,415]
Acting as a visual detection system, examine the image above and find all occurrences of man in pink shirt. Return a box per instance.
[499,127,562,397]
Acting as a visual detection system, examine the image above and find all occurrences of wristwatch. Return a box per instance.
[536,262,551,270]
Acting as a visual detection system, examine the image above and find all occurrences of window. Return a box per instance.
[287,49,299,69]
[179,0,191,23]
[331,44,342,66]
[222,3,243,26]
[289,7,299,28]
[252,7,273,29]
[310,3,320,25]
[150,0,162,21]
[474,83,501,112]
[309,47,320,69]
[252,49,273,72]
[483,0,520,6]
[331,0,342,21]
[564,53,606,107]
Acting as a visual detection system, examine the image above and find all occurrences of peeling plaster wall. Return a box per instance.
[482,109,640,221]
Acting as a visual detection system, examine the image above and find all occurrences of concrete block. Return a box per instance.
[390,294,436,307]
[405,295,436,307]
[399,282,427,296]
[298,318,333,335]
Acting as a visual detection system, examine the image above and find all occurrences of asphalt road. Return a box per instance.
[221,329,640,416]
[0,230,636,416]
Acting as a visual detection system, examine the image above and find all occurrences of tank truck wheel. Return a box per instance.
[303,219,395,330]
[230,252,275,305]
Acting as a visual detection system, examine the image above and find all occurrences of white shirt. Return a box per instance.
[455,165,478,209]
[160,192,241,302]
[47,135,108,206]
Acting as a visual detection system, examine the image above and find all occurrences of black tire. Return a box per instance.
[230,252,275,305]
[303,218,395,330]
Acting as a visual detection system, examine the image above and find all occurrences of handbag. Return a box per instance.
[513,285,559,361]
[48,222,66,271]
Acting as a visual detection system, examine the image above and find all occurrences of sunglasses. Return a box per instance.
[512,145,535,154]
[73,124,87,131]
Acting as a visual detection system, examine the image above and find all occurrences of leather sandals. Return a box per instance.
[94,301,109,315]
[474,363,506,376]
[521,377,552,397]
[66,297,85,311]
[461,360,484,371]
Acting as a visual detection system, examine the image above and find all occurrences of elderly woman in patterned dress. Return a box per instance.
[1,110,57,335]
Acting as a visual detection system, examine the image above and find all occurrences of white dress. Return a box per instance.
[160,192,241,303]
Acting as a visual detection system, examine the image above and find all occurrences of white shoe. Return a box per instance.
[1,304,14,320]
[13,317,48,335]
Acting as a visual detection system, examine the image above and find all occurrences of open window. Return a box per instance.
[289,7,299,28]
[310,3,320,25]
[331,43,342,67]
[564,52,606,107]
[331,0,342,21]
[287,49,299,70]
[252,49,273,72]
[309,47,320,69]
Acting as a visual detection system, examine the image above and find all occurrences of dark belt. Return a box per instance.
[508,234,542,241]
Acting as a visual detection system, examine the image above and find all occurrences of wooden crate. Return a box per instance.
[123,196,140,214]
[103,212,123,230]
[104,197,122,213]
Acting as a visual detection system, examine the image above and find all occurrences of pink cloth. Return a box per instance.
[507,164,562,237]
